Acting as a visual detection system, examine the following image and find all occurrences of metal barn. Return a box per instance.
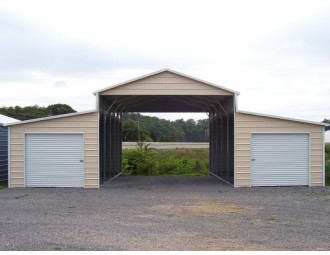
[5,69,326,188]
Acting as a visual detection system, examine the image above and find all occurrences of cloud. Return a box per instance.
[0,11,201,79]
[282,39,304,49]
[54,80,68,88]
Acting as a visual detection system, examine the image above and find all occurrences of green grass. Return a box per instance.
[326,161,330,186]
[122,148,209,176]
[266,216,278,222]
[0,183,7,189]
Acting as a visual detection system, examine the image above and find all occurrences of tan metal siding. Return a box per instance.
[235,112,324,187]
[9,112,99,188]
[100,71,233,96]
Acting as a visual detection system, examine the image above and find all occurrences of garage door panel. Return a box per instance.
[25,134,84,187]
[251,133,309,186]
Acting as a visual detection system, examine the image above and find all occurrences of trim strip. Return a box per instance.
[8,127,10,188]
[323,127,325,186]
[209,172,234,187]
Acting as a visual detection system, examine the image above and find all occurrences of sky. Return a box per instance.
[0,0,329,139]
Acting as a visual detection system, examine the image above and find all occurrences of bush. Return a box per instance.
[122,148,158,176]
[122,148,209,176]
[326,162,330,186]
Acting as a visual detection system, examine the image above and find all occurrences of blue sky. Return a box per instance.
[0,0,329,140]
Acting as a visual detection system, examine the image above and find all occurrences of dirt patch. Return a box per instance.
[123,232,279,251]
[149,201,246,217]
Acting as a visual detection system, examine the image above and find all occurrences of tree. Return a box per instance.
[0,104,77,120]
[122,119,152,142]
[323,119,330,131]
[122,119,139,141]
[47,104,76,116]
[122,113,208,142]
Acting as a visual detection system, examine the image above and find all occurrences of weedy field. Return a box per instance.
[122,146,209,176]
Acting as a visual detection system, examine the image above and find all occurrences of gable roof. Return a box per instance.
[93,69,240,95]
[5,110,97,126]
[237,110,326,126]
[0,114,19,125]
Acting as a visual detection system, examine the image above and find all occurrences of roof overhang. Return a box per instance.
[93,69,240,96]
[237,110,326,126]
[5,110,97,126]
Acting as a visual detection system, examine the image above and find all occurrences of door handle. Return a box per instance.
[80,160,84,162]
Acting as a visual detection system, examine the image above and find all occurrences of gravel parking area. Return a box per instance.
[0,176,329,251]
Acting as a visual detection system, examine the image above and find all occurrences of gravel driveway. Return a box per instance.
[0,176,329,251]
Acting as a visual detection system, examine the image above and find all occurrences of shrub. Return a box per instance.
[326,161,330,186]
[122,148,158,176]
[122,148,209,176]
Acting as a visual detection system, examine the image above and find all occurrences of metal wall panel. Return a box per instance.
[251,133,309,186]
[25,134,84,187]
[209,96,235,185]
[0,126,8,183]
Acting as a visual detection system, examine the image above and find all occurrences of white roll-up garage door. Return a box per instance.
[251,133,309,186]
[25,134,84,187]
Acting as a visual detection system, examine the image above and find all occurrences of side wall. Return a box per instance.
[9,112,99,188]
[209,96,235,184]
[99,97,122,184]
[235,112,324,187]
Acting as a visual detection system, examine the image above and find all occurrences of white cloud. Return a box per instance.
[0,0,329,123]
[283,39,305,49]
[54,80,68,88]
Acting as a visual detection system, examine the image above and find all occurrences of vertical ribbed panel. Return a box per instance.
[25,134,84,187]
[0,126,8,183]
[251,133,309,186]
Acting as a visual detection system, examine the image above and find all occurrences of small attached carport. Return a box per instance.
[5,69,326,188]
[6,111,99,188]
[235,110,325,187]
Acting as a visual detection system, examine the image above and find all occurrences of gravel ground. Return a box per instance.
[0,176,329,251]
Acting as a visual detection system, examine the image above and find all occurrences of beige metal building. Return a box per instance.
[6,69,325,188]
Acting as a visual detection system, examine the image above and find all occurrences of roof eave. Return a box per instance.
[5,109,97,126]
[237,110,326,126]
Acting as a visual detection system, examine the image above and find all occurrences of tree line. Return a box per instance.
[0,104,209,142]
[122,113,209,142]
[323,118,330,131]
[0,104,76,121]
[1,104,328,140]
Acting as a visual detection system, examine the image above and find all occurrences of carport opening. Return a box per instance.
[121,112,210,177]
[99,95,235,185]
